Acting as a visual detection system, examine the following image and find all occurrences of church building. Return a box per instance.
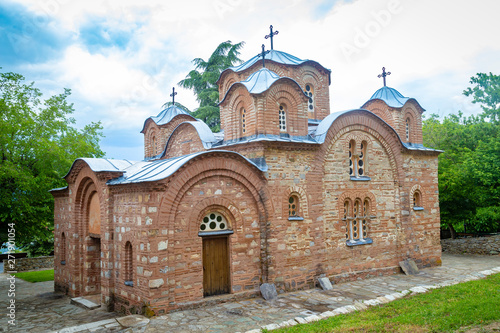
[52,30,442,314]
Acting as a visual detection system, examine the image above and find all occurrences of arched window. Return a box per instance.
[349,140,369,179]
[413,191,423,210]
[124,241,133,286]
[405,118,410,142]
[200,212,229,232]
[305,84,314,115]
[349,140,356,176]
[241,108,246,135]
[344,197,373,245]
[288,194,300,217]
[362,199,370,239]
[358,141,367,176]
[343,200,351,240]
[60,232,66,265]
[151,135,157,156]
[279,104,287,132]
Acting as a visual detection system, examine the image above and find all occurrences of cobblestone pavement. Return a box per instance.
[1,253,499,333]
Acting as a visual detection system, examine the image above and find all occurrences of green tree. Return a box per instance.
[0,70,104,255]
[423,73,500,236]
[464,72,500,124]
[179,40,244,131]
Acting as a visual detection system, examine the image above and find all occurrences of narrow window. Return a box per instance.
[358,141,367,176]
[349,140,356,176]
[60,232,66,265]
[305,84,314,115]
[352,200,361,240]
[362,199,370,239]
[288,194,300,217]
[344,200,351,240]
[405,118,410,142]
[413,191,423,210]
[151,135,157,156]
[279,104,287,132]
[124,241,133,286]
[241,108,246,135]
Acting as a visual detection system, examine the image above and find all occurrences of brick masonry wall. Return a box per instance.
[164,123,205,159]
[3,256,54,272]
[441,235,500,255]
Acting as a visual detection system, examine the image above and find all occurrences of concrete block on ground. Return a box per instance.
[399,259,419,275]
[260,283,278,301]
[70,297,100,310]
[317,277,334,290]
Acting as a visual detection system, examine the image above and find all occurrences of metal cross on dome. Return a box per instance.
[261,44,267,68]
[170,87,177,105]
[265,25,279,50]
[377,67,391,87]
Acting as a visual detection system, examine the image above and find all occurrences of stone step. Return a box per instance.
[70,297,101,310]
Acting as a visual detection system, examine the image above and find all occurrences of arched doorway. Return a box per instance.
[199,212,232,297]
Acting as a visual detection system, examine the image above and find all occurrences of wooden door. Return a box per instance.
[203,236,229,297]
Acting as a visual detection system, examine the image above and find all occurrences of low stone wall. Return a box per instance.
[441,235,500,255]
[2,256,54,272]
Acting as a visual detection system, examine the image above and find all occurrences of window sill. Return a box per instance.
[350,176,371,181]
[288,216,304,221]
[346,238,373,247]
[125,281,134,287]
[198,230,234,237]
[413,206,424,211]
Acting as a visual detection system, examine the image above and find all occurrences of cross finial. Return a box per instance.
[170,87,177,105]
[261,44,266,68]
[377,67,391,87]
[265,25,279,50]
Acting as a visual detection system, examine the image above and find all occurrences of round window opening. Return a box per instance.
[200,212,229,232]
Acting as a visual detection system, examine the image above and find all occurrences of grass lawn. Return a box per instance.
[268,273,500,333]
[13,269,54,283]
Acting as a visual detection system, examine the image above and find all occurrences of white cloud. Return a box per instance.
[6,0,500,160]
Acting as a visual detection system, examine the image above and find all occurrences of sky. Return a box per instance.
[1,0,499,161]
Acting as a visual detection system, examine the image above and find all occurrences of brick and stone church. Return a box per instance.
[52,36,442,314]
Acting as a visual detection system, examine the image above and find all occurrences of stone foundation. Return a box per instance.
[441,235,500,255]
[3,256,54,272]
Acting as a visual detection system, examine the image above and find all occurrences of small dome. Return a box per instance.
[366,86,409,108]
[217,49,331,84]
[218,68,307,105]
[141,104,195,133]
[240,68,281,94]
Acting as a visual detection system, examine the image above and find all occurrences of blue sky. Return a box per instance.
[1,0,499,161]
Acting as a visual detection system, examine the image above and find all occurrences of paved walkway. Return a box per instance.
[1,253,499,333]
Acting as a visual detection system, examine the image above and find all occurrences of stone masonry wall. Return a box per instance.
[3,256,54,272]
[441,235,500,255]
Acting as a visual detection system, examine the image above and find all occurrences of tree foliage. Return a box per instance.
[423,73,500,234]
[0,70,104,255]
[179,40,244,131]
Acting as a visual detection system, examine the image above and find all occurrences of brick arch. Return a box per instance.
[368,107,394,128]
[284,186,309,219]
[403,105,419,143]
[221,75,237,98]
[409,184,423,208]
[73,171,107,296]
[267,81,308,135]
[222,86,254,139]
[190,197,243,234]
[338,193,353,216]
[163,122,205,159]
[318,110,404,184]
[343,133,373,151]
[157,153,273,306]
[161,158,270,227]
[120,235,135,284]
